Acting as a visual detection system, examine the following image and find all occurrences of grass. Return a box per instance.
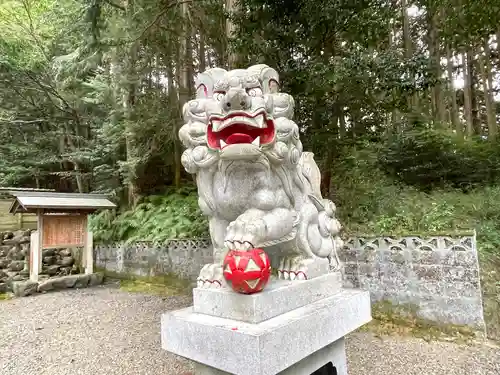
[358,300,479,344]
[95,268,193,297]
[0,292,12,301]
[479,253,500,342]
[119,275,191,297]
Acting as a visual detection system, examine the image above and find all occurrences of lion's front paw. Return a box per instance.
[277,256,329,280]
[197,263,226,289]
[224,216,267,250]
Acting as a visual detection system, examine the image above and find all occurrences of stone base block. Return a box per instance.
[162,289,371,375]
[11,272,104,297]
[193,272,343,323]
[194,337,347,375]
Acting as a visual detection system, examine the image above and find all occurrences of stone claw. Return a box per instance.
[224,216,266,250]
[197,263,225,289]
[278,256,328,281]
[224,240,254,251]
[277,257,317,281]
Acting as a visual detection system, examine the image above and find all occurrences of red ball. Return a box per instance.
[223,248,271,294]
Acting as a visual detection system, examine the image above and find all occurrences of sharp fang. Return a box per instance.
[220,139,227,148]
[212,120,221,131]
[256,115,265,128]
[252,136,260,146]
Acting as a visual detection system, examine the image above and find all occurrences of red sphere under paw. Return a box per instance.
[223,248,271,294]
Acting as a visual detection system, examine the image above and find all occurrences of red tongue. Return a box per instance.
[225,133,254,144]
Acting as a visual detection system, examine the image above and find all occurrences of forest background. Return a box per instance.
[0,0,499,337]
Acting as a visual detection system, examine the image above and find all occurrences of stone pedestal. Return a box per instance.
[161,272,371,375]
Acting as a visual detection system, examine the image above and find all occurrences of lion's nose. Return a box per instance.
[223,90,251,111]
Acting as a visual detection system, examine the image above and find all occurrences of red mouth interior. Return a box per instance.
[207,119,275,150]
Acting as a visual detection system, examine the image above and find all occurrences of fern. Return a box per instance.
[89,189,209,244]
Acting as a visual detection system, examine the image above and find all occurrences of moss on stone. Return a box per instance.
[357,300,479,344]
[0,292,12,301]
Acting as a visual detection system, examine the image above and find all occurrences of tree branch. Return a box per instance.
[134,0,193,42]
[21,0,51,62]
[0,118,47,125]
[104,0,126,11]
[22,71,73,115]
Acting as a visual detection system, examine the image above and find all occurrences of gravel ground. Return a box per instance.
[0,285,499,375]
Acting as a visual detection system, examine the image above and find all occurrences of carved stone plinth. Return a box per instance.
[161,277,371,375]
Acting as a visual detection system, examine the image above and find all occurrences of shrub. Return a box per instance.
[379,125,500,191]
[88,186,209,244]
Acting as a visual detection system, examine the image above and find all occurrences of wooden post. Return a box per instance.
[85,231,94,275]
[37,210,43,276]
[17,213,23,230]
[83,215,93,274]
[29,231,39,282]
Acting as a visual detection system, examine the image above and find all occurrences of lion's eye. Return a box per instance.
[214,92,225,101]
[246,87,263,97]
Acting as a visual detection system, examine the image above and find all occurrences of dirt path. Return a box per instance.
[0,285,498,375]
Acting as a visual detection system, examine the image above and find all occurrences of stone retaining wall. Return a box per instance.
[95,234,485,330]
[0,230,32,292]
[339,235,485,330]
[0,230,83,293]
[95,239,213,280]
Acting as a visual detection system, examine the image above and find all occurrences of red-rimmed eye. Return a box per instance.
[214,91,225,101]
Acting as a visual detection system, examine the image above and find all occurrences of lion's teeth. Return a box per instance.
[256,115,265,128]
[212,120,221,131]
[252,136,260,146]
[220,139,227,148]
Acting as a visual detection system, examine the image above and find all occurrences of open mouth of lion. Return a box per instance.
[207,111,275,150]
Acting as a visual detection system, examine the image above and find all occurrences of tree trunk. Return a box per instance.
[225,0,237,69]
[467,47,481,135]
[497,27,500,69]
[74,163,84,193]
[462,50,474,136]
[401,0,418,117]
[320,115,339,198]
[389,19,400,133]
[173,1,192,189]
[480,38,497,140]
[446,44,461,136]
[156,54,162,90]
[428,7,446,125]
[199,33,206,72]
[124,0,140,207]
[339,108,346,138]
[186,26,195,97]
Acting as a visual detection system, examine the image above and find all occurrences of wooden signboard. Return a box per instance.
[42,214,86,248]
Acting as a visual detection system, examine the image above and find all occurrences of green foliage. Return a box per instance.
[88,186,209,244]
[334,141,500,340]
[119,274,192,297]
[0,292,12,301]
[379,126,500,191]
[332,142,500,254]
[480,252,500,341]
[358,300,477,343]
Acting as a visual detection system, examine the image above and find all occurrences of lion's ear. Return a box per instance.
[269,79,279,93]
[195,68,227,98]
[196,84,208,98]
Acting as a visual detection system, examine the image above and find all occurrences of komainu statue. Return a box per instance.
[179,64,343,288]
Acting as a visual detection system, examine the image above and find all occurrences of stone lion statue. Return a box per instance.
[178,64,343,288]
